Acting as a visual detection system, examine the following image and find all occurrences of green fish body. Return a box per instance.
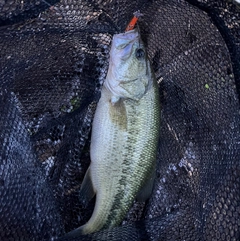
[66,28,160,236]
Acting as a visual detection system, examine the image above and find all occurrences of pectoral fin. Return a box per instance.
[109,98,127,130]
[79,167,95,207]
[136,169,155,202]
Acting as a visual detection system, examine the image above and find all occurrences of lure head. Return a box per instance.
[104,28,152,103]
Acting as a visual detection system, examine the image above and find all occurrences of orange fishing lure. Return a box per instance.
[125,10,143,32]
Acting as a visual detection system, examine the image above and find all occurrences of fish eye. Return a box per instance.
[135,48,145,60]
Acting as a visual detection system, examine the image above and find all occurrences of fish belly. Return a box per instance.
[81,82,160,234]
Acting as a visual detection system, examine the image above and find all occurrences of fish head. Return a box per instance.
[105,28,152,103]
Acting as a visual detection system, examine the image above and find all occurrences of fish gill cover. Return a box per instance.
[0,0,239,240]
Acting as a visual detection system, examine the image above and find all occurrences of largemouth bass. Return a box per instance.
[66,28,160,236]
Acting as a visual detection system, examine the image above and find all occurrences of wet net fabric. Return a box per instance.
[0,0,239,240]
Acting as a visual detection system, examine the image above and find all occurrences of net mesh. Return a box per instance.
[0,0,239,240]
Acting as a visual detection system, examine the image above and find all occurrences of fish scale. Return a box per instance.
[64,28,160,236]
[91,84,159,231]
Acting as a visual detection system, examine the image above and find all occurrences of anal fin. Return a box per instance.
[79,167,95,207]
